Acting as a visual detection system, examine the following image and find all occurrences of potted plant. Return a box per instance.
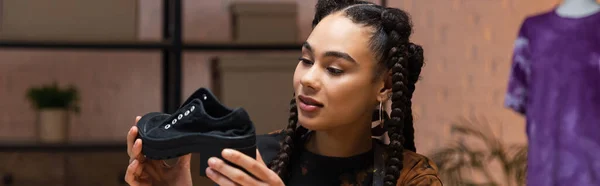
[26,82,79,143]
[429,116,528,186]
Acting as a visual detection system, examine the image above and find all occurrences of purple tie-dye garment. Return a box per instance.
[505,9,600,186]
[505,10,600,186]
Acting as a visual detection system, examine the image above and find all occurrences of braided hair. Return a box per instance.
[267,95,302,176]
[268,1,425,185]
[404,44,424,152]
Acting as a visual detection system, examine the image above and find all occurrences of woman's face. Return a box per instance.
[293,12,387,131]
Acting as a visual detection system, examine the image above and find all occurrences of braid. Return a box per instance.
[383,41,409,186]
[268,97,301,179]
[380,7,413,186]
[403,43,424,152]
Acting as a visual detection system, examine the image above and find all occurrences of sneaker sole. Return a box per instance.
[136,112,257,177]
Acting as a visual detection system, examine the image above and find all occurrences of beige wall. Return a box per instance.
[137,0,380,42]
[391,0,560,151]
[0,0,138,41]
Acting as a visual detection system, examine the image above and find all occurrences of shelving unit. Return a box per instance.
[0,0,299,152]
[0,1,302,185]
[0,0,387,150]
[0,141,125,152]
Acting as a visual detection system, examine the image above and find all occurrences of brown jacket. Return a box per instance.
[397,150,442,186]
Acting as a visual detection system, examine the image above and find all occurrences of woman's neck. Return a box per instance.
[561,0,598,4]
[557,0,600,18]
[304,117,373,157]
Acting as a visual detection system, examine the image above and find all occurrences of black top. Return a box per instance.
[256,130,443,186]
[257,131,376,186]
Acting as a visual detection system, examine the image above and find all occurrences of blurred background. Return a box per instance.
[0,0,572,185]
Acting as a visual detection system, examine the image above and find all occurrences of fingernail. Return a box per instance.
[222,149,232,157]
[208,157,217,165]
[133,140,138,147]
[131,159,138,166]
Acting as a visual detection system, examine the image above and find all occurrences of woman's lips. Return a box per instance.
[298,95,323,112]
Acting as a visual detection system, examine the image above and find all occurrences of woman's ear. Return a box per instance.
[377,71,393,102]
[378,88,392,102]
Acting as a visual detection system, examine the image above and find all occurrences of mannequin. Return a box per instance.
[505,1,600,186]
[556,0,600,18]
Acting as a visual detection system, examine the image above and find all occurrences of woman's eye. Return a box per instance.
[299,57,313,65]
[327,67,344,75]
[298,57,343,75]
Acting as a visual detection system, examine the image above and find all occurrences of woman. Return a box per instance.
[125,0,442,185]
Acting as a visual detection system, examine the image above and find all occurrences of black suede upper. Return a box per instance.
[142,88,255,139]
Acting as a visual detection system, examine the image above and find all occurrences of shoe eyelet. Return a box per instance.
[177,114,183,120]
[172,119,177,124]
[190,106,195,112]
[184,110,190,116]
[164,124,171,129]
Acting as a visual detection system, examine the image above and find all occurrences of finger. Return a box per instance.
[131,139,146,163]
[222,149,277,183]
[255,149,265,165]
[208,157,260,186]
[127,116,140,156]
[129,159,156,184]
[127,126,136,157]
[131,138,159,179]
[125,159,141,186]
[141,161,163,181]
[206,167,238,186]
[132,159,144,177]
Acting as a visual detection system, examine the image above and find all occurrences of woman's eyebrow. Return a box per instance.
[323,51,357,64]
[303,41,357,64]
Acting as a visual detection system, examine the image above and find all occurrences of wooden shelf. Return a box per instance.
[0,141,125,152]
[183,43,301,51]
[0,40,168,50]
[0,40,302,51]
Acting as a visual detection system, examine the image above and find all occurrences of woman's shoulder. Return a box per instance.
[397,150,443,186]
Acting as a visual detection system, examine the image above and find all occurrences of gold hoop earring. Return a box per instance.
[379,101,384,129]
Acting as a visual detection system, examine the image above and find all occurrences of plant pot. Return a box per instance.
[37,108,69,143]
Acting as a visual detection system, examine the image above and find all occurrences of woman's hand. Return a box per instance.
[206,149,284,186]
[125,116,193,186]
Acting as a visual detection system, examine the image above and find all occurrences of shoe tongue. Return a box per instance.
[180,87,218,109]
[169,99,205,126]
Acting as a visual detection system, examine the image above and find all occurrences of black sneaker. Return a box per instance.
[136,87,257,176]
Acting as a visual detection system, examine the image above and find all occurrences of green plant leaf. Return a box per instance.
[430,116,528,186]
[26,82,80,113]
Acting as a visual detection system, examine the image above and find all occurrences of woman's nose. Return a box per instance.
[300,66,322,93]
